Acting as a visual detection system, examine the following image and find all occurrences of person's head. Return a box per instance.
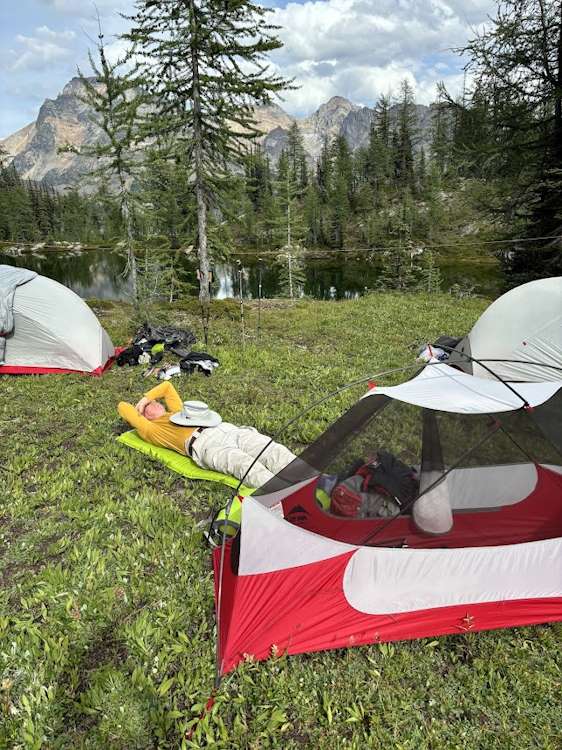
[143,400,166,420]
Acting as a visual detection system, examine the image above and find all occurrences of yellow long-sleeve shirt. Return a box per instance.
[118,382,195,454]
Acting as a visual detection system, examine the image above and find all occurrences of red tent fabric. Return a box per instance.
[215,468,562,675]
[214,367,562,676]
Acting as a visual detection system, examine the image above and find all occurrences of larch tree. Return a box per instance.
[123,0,292,341]
[73,26,143,302]
[451,0,562,243]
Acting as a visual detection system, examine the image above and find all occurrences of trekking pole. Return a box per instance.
[237,261,245,349]
[257,257,263,342]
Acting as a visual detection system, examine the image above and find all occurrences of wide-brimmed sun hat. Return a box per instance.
[169,400,222,428]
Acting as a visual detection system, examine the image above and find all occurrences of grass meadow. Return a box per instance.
[2,292,562,749]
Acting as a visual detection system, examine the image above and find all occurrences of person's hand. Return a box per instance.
[135,397,150,415]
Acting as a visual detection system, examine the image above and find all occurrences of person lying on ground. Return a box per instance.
[118,382,296,489]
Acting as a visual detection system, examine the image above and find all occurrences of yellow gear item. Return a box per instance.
[315,487,331,510]
[212,495,243,538]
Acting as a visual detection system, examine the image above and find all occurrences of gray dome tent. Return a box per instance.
[450,277,562,381]
[0,265,115,375]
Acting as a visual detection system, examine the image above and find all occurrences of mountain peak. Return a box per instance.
[0,76,432,190]
[304,95,359,139]
[324,95,354,109]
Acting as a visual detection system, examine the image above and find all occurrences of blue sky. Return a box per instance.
[0,0,496,138]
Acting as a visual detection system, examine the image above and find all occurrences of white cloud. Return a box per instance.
[35,25,76,41]
[11,26,76,71]
[270,0,495,114]
[37,0,130,17]
[1,0,496,136]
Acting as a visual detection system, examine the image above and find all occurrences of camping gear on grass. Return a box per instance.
[0,265,115,375]
[180,351,220,377]
[133,322,196,354]
[117,344,150,367]
[418,336,462,364]
[213,360,562,676]
[448,276,562,381]
[118,322,205,373]
[156,363,182,380]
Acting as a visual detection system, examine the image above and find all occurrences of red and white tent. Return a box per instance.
[214,364,562,676]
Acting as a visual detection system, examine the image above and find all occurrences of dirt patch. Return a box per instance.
[0,562,23,589]
[75,627,129,694]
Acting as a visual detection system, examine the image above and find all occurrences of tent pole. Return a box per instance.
[474,359,562,375]
[440,347,533,408]
[211,360,429,684]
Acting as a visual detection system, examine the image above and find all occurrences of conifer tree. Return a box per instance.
[316,136,333,204]
[373,94,393,187]
[417,249,443,292]
[430,95,452,177]
[303,179,322,247]
[447,0,562,247]
[123,0,292,340]
[328,135,353,249]
[276,249,305,299]
[416,147,428,196]
[394,79,418,192]
[377,242,417,291]
[74,24,142,301]
[275,149,305,250]
[375,94,392,149]
[286,122,308,195]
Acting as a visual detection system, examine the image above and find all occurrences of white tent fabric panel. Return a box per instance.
[446,464,538,509]
[239,497,355,576]
[367,363,562,413]
[239,494,562,613]
[4,274,114,372]
[343,537,562,614]
[467,277,562,382]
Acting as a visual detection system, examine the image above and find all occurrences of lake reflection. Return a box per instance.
[0,247,505,301]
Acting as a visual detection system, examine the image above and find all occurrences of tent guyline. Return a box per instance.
[5,233,561,255]
[231,234,562,256]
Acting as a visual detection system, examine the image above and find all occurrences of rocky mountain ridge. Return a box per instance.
[1,77,433,192]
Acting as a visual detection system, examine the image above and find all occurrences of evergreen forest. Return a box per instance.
[1,0,561,294]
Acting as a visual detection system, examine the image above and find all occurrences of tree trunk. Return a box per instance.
[288,252,293,299]
[189,0,211,343]
[555,2,562,159]
[121,188,138,305]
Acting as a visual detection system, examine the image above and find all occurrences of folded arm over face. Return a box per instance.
[118,382,184,441]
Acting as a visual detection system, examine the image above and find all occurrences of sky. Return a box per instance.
[0,0,497,138]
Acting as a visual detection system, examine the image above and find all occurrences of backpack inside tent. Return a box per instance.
[213,362,562,676]
[449,276,562,381]
[0,265,115,375]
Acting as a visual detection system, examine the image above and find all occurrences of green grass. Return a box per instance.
[2,292,561,749]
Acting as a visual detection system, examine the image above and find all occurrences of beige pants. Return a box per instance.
[191,422,296,489]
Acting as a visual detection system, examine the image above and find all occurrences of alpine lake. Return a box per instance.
[0,243,507,302]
